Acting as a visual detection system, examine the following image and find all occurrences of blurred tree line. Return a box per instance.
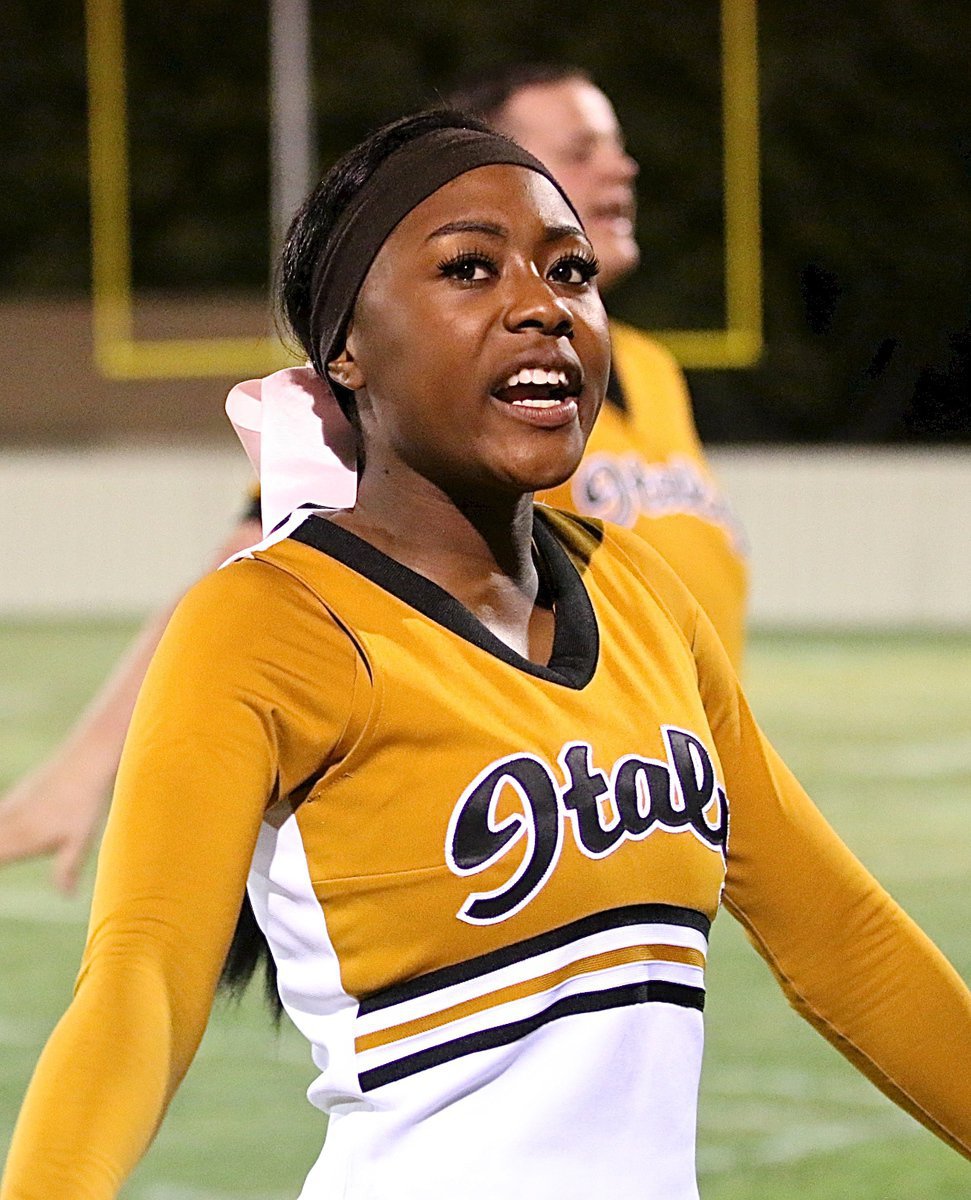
[2,0,968,441]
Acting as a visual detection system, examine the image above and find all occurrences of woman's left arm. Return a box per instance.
[693,611,971,1159]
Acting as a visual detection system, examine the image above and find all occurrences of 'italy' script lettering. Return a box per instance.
[445,727,729,925]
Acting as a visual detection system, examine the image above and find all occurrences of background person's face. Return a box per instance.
[495,79,640,293]
[345,164,610,500]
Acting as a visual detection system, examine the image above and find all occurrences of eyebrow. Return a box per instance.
[426,219,587,243]
[427,220,507,240]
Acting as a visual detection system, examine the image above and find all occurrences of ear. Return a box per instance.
[326,329,366,392]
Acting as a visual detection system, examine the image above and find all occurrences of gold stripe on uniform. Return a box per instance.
[355,942,706,1053]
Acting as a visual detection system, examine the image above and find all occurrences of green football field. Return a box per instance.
[1,621,969,1198]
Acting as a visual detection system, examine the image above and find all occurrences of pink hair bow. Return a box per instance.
[225,365,358,537]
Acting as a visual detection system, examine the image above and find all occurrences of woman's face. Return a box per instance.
[341,164,611,500]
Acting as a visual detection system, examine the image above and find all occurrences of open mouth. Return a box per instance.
[492,367,579,409]
[589,199,635,233]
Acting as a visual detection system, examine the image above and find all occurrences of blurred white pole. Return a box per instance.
[269,0,315,261]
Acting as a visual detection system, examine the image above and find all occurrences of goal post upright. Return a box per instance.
[84,0,761,379]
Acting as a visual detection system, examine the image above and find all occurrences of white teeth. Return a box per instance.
[504,367,571,388]
[511,397,562,408]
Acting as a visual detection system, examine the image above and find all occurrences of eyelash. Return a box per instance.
[436,249,601,286]
[550,251,601,285]
[437,249,499,282]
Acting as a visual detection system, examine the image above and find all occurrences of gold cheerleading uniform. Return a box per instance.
[3,507,969,1200]
[540,321,748,669]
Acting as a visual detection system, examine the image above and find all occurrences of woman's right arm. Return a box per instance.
[601,521,971,1158]
[0,554,356,1200]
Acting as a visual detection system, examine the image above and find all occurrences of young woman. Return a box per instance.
[2,110,968,1200]
[0,64,745,892]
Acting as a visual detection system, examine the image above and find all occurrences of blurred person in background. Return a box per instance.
[0,515,261,890]
[0,63,746,890]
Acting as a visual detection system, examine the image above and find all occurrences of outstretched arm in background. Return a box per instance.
[0,518,262,891]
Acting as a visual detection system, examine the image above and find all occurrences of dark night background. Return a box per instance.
[2,0,968,442]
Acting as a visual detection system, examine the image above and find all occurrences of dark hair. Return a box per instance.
[444,63,592,127]
[218,888,283,1020]
[278,107,496,426]
[221,108,501,1017]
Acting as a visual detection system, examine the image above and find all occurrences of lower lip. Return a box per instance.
[490,395,579,429]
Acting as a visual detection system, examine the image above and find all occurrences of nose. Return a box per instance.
[606,144,638,183]
[502,267,575,339]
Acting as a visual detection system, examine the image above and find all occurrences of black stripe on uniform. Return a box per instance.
[358,978,705,1092]
[358,903,710,1016]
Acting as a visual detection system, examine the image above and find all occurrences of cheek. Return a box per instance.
[356,290,434,395]
[356,288,488,431]
[577,298,612,364]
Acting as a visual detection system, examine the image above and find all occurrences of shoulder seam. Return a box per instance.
[245,552,376,793]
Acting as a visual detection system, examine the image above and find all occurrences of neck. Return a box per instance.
[345,460,538,595]
[329,453,557,665]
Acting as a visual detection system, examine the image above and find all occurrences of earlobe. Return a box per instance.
[326,342,366,392]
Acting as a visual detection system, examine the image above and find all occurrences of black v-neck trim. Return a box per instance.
[288,507,599,689]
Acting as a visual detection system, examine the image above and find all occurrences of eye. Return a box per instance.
[437,251,498,284]
[563,141,595,167]
[548,252,601,286]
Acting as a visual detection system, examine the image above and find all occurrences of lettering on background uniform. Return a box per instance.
[572,452,748,554]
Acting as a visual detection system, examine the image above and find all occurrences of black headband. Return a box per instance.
[307,126,583,378]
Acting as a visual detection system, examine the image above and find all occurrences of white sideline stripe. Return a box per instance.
[138,1186,293,1200]
[0,999,312,1066]
[698,1112,914,1175]
[757,1114,912,1165]
[809,737,971,780]
[705,1063,900,1109]
[699,1063,914,1174]
[0,889,88,925]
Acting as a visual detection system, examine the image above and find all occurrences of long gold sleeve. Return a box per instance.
[0,556,358,1200]
[692,609,971,1158]
[599,520,971,1158]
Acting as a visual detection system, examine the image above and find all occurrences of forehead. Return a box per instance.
[388,163,582,246]
[500,79,622,146]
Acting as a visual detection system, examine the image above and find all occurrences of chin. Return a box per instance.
[596,241,641,292]
[514,449,587,497]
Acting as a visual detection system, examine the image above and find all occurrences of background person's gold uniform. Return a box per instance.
[3,509,967,1200]
[540,322,748,669]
